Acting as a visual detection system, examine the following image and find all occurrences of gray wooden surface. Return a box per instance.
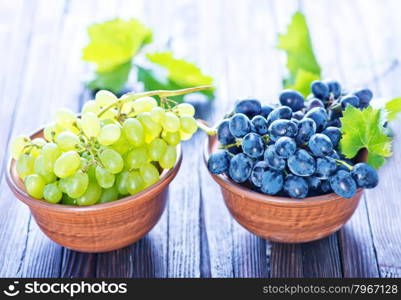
[0,0,400,278]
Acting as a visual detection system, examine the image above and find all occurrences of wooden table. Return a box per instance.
[0,0,400,278]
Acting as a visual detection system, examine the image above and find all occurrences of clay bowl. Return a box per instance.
[6,128,182,253]
[204,134,365,243]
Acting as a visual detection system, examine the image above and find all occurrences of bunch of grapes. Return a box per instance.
[11,88,201,205]
[207,80,379,199]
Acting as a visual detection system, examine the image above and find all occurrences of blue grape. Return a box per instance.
[306,176,321,190]
[330,170,357,198]
[292,111,304,120]
[251,115,269,135]
[284,174,309,199]
[234,98,262,118]
[325,80,341,98]
[322,126,342,147]
[264,145,286,171]
[241,133,265,158]
[250,161,269,187]
[266,106,292,126]
[217,119,236,145]
[315,157,337,179]
[261,170,283,195]
[307,98,325,110]
[320,180,332,193]
[228,153,253,183]
[291,118,300,126]
[208,150,231,174]
[229,113,251,138]
[340,95,360,109]
[279,89,305,111]
[296,118,316,144]
[354,88,373,108]
[304,107,328,132]
[287,149,316,176]
[274,137,296,158]
[227,145,242,155]
[260,105,274,118]
[268,119,298,141]
[351,163,378,188]
[308,134,333,157]
[311,80,329,100]
[329,150,340,160]
[327,118,341,128]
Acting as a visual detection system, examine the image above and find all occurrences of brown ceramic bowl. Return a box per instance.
[204,134,365,243]
[6,129,182,253]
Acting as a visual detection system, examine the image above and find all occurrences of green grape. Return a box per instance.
[24,174,45,199]
[41,142,61,163]
[55,108,77,128]
[99,108,117,120]
[11,135,30,159]
[176,103,195,117]
[127,171,144,195]
[137,112,162,140]
[148,138,167,161]
[150,107,165,124]
[140,163,160,188]
[180,130,192,141]
[58,178,68,193]
[99,148,124,174]
[111,134,131,155]
[121,101,134,114]
[82,100,99,114]
[161,130,180,146]
[56,132,80,151]
[43,182,62,203]
[61,193,77,205]
[30,138,46,157]
[64,171,89,198]
[100,118,117,127]
[34,155,57,183]
[16,154,35,179]
[159,145,177,169]
[54,151,80,178]
[95,90,117,108]
[86,163,97,182]
[162,112,180,132]
[125,147,148,169]
[44,123,64,141]
[81,112,101,138]
[180,115,198,135]
[99,185,119,203]
[98,124,121,145]
[116,171,129,196]
[95,165,115,188]
[122,118,144,147]
[76,181,102,206]
[132,96,157,113]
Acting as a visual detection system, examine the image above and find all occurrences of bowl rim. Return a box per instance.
[203,133,363,205]
[7,127,183,212]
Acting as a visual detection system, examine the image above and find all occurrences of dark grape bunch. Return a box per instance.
[208,80,379,199]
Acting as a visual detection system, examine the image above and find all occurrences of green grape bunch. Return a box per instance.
[11,86,211,206]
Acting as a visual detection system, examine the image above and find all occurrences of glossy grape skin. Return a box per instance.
[250,161,269,187]
[308,134,333,157]
[266,106,292,126]
[137,112,162,140]
[325,80,341,98]
[64,171,89,198]
[287,149,316,176]
[34,155,56,183]
[217,119,236,145]
[126,171,145,195]
[55,108,77,128]
[229,113,251,138]
[284,174,309,199]
[95,165,115,188]
[122,118,144,147]
[42,142,61,163]
[148,138,167,161]
[159,146,177,169]
[241,133,265,158]
[11,135,29,160]
[125,147,147,170]
[311,80,329,100]
[330,170,357,198]
[56,132,79,151]
[140,163,160,188]
[251,116,269,135]
[260,105,274,118]
[81,112,101,138]
[353,88,373,108]
[279,90,305,112]
[162,130,181,146]
[162,112,180,133]
[43,182,63,203]
[228,153,253,183]
[24,174,45,199]
[234,98,262,118]
[351,163,379,188]
[99,149,124,174]
[208,150,231,174]
[329,150,340,160]
[176,103,195,117]
[54,151,80,178]
[296,118,316,145]
[268,119,298,141]
[261,170,283,195]
[306,98,324,110]
[132,96,157,113]
[76,182,102,206]
[116,171,130,196]
[320,180,332,194]
[315,157,337,179]
[274,137,296,158]
[264,146,286,171]
[99,186,119,203]
[304,107,328,132]
[327,118,341,128]
[98,124,121,146]
[340,95,360,109]
[322,127,342,147]
[292,111,304,120]
[306,176,321,190]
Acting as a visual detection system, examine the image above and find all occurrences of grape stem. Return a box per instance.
[196,120,217,136]
[335,159,354,170]
[98,85,213,118]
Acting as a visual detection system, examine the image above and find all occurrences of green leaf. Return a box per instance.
[87,61,132,94]
[385,97,401,121]
[340,105,392,169]
[278,11,321,95]
[140,52,215,101]
[82,18,152,72]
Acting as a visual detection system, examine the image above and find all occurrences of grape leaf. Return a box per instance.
[340,105,392,169]
[82,18,152,72]
[385,97,401,121]
[278,12,321,96]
